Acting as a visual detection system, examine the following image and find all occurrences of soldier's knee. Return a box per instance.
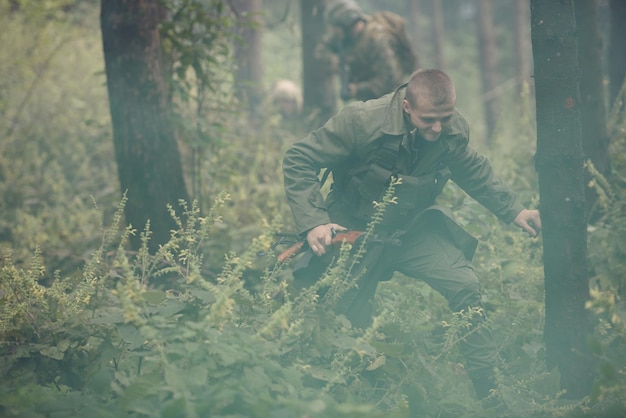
[448,279,483,312]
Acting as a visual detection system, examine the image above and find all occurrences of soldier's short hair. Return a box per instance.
[405,69,456,108]
[325,0,364,29]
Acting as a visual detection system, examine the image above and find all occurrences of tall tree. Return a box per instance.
[514,0,532,97]
[430,0,445,69]
[407,0,422,63]
[232,0,264,115]
[300,0,336,127]
[609,0,626,109]
[101,0,190,252]
[530,0,594,398]
[475,0,499,143]
[574,0,610,218]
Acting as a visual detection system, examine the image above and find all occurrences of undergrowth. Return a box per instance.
[1,1,626,417]
[0,172,623,417]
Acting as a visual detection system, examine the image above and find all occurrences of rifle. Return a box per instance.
[338,48,352,101]
[277,230,363,263]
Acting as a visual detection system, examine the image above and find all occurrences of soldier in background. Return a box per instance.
[317,0,419,102]
[269,79,303,120]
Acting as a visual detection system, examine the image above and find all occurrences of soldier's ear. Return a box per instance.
[402,99,411,114]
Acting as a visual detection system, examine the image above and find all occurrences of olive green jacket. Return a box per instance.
[283,84,524,251]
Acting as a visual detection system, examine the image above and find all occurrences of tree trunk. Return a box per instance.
[300,0,336,128]
[101,0,190,252]
[476,0,499,143]
[408,0,421,68]
[514,0,532,97]
[530,0,594,399]
[233,0,264,115]
[430,0,445,69]
[574,0,611,218]
[609,0,626,109]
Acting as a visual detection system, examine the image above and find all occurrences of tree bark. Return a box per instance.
[233,0,264,115]
[609,0,626,109]
[430,0,445,69]
[574,0,611,218]
[530,0,594,399]
[476,0,499,143]
[101,0,190,252]
[408,0,421,67]
[300,0,336,128]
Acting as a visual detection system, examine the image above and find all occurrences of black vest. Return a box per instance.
[328,135,451,230]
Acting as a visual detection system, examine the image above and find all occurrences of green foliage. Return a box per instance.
[579,84,626,414]
[162,0,234,100]
[0,0,116,276]
[586,288,626,406]
[0,174,554,417]
[587,82,626,297]
[1,1,626,417]
[0,192,391,417]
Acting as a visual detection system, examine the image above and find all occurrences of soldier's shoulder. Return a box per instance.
[337,95,392,135]
[361,16,392,38]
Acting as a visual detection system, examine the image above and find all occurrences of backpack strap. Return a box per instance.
[321,135,403,189]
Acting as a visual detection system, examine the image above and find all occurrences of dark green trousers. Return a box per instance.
[338,215,497,386]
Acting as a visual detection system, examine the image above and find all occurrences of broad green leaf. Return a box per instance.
[88,307,126,324]
[39,339,71,360]
[155,300,188,317]
[369,341,406,357]
[116,324,146,349]
[142,290,167,305]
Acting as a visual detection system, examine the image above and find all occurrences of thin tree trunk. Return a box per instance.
[301,0,336,127]
[514,0,532,97]
[101,0,190,252]
[233,0,264,115]
[430,0,445,69]
[530,0,594,399]
[408,0,421,68]
[476,0,499,143]
[609,0,626,109]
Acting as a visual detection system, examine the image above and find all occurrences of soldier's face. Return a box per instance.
[332,22,360,44]
[402,98,455,142]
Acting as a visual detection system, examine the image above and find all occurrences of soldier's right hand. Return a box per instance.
[306,223,347,256]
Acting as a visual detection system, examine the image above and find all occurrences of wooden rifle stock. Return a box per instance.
[277,241,305,263]
[277,230,363,263]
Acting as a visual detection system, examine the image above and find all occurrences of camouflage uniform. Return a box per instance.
[318,0,416,101]
[282,83,525,398]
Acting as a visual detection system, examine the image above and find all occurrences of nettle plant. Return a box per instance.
[2,165,624,418]
[0,188,399,417]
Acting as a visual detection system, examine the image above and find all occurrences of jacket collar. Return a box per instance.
[379,83,463,137]
[380,84,409,136]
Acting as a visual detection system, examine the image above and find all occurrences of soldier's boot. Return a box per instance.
[469,373,508,413]
[470,373,497,399]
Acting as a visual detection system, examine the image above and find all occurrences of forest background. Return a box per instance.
[1,0,626,417]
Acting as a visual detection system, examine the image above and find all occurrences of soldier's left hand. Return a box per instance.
[514,209,542,237]
[306,223,347,256]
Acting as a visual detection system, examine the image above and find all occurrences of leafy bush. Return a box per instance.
[1,1,626,417]
[0,189,390,417]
